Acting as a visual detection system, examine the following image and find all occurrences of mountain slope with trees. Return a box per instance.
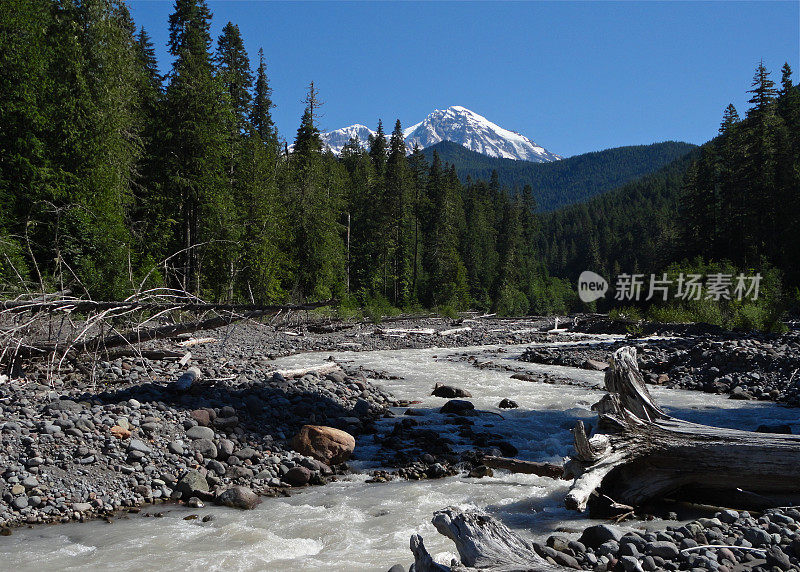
[422,140,696,211]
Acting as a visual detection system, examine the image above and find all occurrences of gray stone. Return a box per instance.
[186,425,215,440]
[579,524,625,549]
[11,497,28,510]
[128,439,152,454]
[620,555,644,572]
[647,541,680,559]
[744,526,772,547]
[283,466,312,487]
[215,486,261,510]
[192,438,217,459]
[175,470,209,498]
[439,399,474,415]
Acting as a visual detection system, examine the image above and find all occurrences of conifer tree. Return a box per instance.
[251,49,278,146]
[288,83,344,300]
[161,0,236,296]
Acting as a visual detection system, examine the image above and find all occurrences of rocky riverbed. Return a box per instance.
[520,331,800,406]
[2,318,800,572]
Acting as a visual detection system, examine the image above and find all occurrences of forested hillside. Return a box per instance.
[0,0,796,323]
[422,140,696,211]
[539,61,799,328]
[0,0,568,313]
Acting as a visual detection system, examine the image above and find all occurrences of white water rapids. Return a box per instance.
[3,338,799,571]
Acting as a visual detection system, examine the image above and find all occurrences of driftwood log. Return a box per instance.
[6,299,334,361]
[481,456,565,479]
[565,345,800,512]
[410,507,569,571]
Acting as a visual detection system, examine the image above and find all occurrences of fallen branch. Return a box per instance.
[375,327,437,336]
[6,299,334,361]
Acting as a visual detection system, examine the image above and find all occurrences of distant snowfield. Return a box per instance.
[320,105,561,162]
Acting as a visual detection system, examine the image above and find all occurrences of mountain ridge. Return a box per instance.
[422,140,697,212]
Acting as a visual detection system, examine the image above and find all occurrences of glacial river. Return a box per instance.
[3,338,799,571]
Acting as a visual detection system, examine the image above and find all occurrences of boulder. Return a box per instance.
[192,438,217,459]
[498,398,518,409]
[283,466,312,487]
[431,384,472,398]
[190,409,211,427]
[175,469,209,498]
[578,524,625,549]
[439,399,474,415]
[582,359,609,371]
[186,425,215,440]
[291,425,355,465]
[215,486,261,510]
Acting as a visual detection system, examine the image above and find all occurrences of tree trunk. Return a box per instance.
[565,346,800,513]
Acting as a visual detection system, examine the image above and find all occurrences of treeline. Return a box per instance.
[0,0,574,314]
[423,140,696,211]
[541,61,799,291]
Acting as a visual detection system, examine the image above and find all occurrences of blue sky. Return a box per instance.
[128,1,799,158]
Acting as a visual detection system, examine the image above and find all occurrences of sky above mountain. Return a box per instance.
[128,1,799,158]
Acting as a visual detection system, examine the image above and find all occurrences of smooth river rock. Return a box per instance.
[291,425,355,465]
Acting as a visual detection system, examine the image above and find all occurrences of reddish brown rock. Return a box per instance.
[190,409,211,427]
[110,425,131,440]
[290,425,355,465]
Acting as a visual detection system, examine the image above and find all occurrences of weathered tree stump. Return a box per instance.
[565,346,800,512]
[410,507,568,571]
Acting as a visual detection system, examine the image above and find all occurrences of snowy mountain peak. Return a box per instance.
[403,106,560,162]
[320,106,560,162]
[321,124,376,155]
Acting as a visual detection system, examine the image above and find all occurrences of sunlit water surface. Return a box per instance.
[3,337,799,571]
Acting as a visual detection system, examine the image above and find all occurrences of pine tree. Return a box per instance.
[160,0,236,296]
[385,120,415,305]
[250,49,277,146]
[288,83,344,300]
[216,22,253,131]
[407,144,429,300]
[368,120,387,178]
[423,151,468,308]
[743,61,780,263]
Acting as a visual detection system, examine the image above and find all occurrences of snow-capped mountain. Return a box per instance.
[320,106,560,162]
[406,106,560,162]
[321,124,376,155]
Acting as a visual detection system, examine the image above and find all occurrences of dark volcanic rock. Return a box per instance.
[431,384,472,398]
[439,400,474,415]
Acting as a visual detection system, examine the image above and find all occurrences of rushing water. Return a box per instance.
[3,338,800,571]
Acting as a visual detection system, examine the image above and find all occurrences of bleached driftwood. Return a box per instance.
[375,327,437,336]
[274,363,342,379]
[410,507,568,571]
[177,336,217,347]
[565,346,800,512]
